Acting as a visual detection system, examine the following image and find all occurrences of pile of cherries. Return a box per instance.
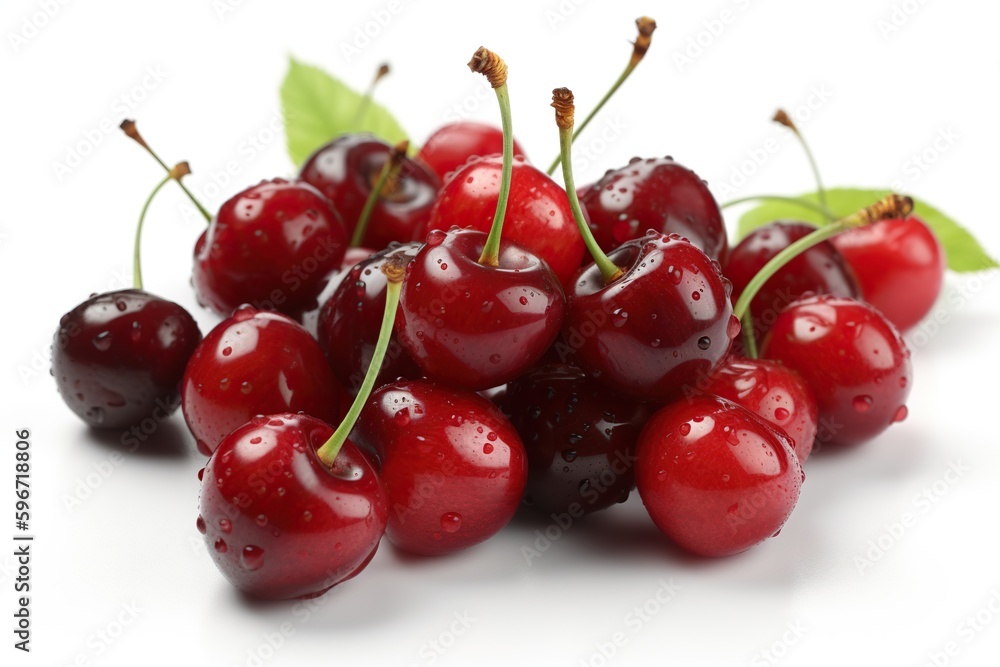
[52,28,945,600]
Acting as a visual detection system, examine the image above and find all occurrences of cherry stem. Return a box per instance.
[545,16,656,176]
[733,194,914,357]
[468,47,512,267]
[353,63,390,130]
[350,140,409,247]
[120,119,212,224]
[773,109,831,220]
[133,162,192,291]
[316,262,405,466]
[720,194,834,221]
[553,88,623,284]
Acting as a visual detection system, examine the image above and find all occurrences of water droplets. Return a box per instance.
[611,308,629,327]
[727,314,742,339]
[773,407,790,421]
[219,518,232,534]
[678,423,692,436]
[482,443,494,454]
[892,405,908,423]
[92,331,112,351]
[241,545,265,571]
[440,512,462,533]
[853,395,873,413]
[196,516,207,534]
[697,336,711,351]
[214,538,228,553]
[489,353,502,365]
[222,346,233,357]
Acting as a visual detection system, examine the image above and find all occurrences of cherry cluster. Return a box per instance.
[52,23,944,601]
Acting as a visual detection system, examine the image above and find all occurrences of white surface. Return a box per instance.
[3,1,1000,665]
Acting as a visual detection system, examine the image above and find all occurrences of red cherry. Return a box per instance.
[297,246,377,337]
[181,307,341,455]
[53,289,202,429]
[299,134,441,249]
[397,228,566,391]
[579,157,727,261]
[699,357,818,462]
[760,296,912,448]
[564,232,737,401]
[832,216,944,331]
[198,413,387,599]
[193,178,348,320]
[502,363,651,515]
[725,221,859,339]
[419,156,586,287]
[636,395,802,556]
[416,121,527,183]
[354,380,527,555]
[318,242,422,393]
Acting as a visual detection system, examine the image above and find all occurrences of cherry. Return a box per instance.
[198,413,387,599]
[193,178,348,320]
[297,245,377,337]
[501,363,650,515]
[318,242,422,393]
[725,221,859,340]
[579,156,728,261]
[354,380,527,555]
[760,295,912,448]
[832,216,944,331]
[299,134,441,249]
[181,307,342,455]
[698,357,818,462]
[418,155,585,287]
[417,121,526,183]
[635,395,802,557]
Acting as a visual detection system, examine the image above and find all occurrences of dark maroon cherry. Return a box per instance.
[397,228,566,391]
[181,306,341,455]
[580,157,727,261]
[354,380,527,556]
[502,363,651,515]
[699,357,818,462]
[760,296,912,448]
[297,246,377,337]
[198,413,387,599]
[636,395,802,557]
[417,121,527,183]
[725,221,859,340]
[299,134,441,249]
[318,242,422,393]
[53,289,202,429]
[193,178,348,320]
[564,231,738,401]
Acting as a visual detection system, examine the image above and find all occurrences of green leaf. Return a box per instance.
[280,57,411,167]
[735,188,998,273]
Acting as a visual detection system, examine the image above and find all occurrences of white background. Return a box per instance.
[3,0,1000,665]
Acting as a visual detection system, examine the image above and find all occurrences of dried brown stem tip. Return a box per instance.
[551,88,575,131]
[374,63,390,82]
[380,140,411,195]
[468,47,507,88]
[772,109,797,132]
[169,161,192,180]
[629,17,657,67]
[381,257,407,284]
[119,119,149,149]
[857,194,915,226]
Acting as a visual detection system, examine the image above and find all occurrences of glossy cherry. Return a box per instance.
[417,121,526,183]
[297,246,376,337]
[501,363,650,515]
[832,216,944,331]
[699,357,818,462]
[53,289,202,429]
[579,157,727,261]
[198,413,387,599]
[725,221,860,340]
[299,134,441,249]
[181,306,341,455]
[193,178,348,320]
[354,380,527,555]
[318,242,422,393]
[760,296,912,448]
[397,228,565,391]
[564,231,737,401]
[635,395,802,557]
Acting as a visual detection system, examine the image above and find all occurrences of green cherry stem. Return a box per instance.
[120,119,212,223]
[720,194,834,220]
[469,47,513,267]
[316,261,405,465]
[350,140,409,247]
[133,162,192,290]
[733,194,914,357]
[546,16,656,176]
[353,63,390,130]
[553,88,623,284]
[773,109,831,220]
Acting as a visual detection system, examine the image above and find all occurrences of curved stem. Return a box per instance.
[316,275,402,465]
[478,83,513,266]
[795,133,829,218]
[720,194,834,220]
[350,157,396,247]
[133,175,172,290]
[741,307,759,360]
